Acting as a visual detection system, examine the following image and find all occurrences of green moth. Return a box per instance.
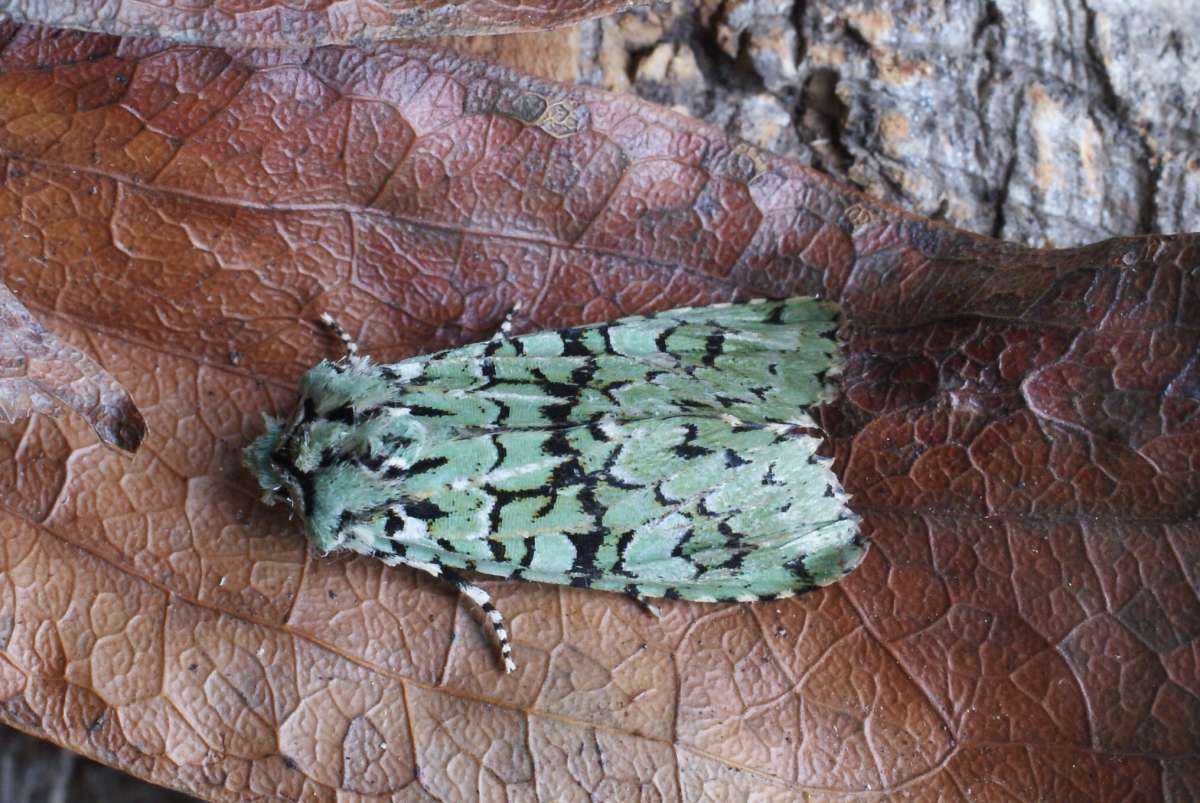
[244,298,863,672]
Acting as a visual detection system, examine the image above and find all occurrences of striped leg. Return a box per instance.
[624,589,662,619]
[318,312,360,358]
[440,567,516,673]
[376,552,516,673]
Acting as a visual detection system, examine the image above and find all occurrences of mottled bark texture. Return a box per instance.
[594,0,1197,246]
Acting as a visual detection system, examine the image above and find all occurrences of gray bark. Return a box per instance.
[586,0,1199,246]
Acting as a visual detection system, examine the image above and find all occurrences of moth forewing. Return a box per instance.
[244,297,864,672]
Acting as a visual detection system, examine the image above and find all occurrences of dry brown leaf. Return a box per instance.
[0,0,636,46]
[0,22,1196,801]
[0,281,144,451]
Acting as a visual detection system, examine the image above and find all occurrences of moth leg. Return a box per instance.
[440,567,517,674]
[488,302,523,343]
[318,312,360,358]
[625,589,662,619]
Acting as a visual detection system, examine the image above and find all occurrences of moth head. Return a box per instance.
[244,414,284,500]
[243,411,308,514]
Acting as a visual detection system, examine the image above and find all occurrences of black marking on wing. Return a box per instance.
[407,405,453,418]
[702,333,725,367]
[715,520,746,571]
[559,328,592,358]
[587,420,611,443]
[786,554,815,586]
[541,404,571,426]
[599,325,618,355]
[382,431,415,449]
[603,474,642,491]
[528,368,578,401]
[523,369,575,425]
[654,324,679,355]
[674,423,714,459]
[487,495,504,535]
[490,437,508,472]
[599,437,641,490]
[598,379,629,405]
[569,473,608,578]
[376,521,409,556]
[489,538,508,562]
[488,485,551,528]
[542,430,573,458]
[670,527,696,559]
[612,529,637,576]
[301,397,318,425]
[723,449,750,468]
[569,356,599,387]
[644,369,669,383]
[519,536,537,568]
[406,456,449,476]
[404,497,445,521]
[494,396,513,427]
[549,457,586,487]
[325,403,355,424]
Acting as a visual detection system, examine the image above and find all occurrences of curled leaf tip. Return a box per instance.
[0,283,146,452]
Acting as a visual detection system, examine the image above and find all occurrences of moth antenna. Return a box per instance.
[489,302,523,343]
[318,312,360,358]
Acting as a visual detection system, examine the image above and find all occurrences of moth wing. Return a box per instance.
[328,298,861,596]
[587,418,864,600]
[392,297,840,431]
[518,412,859,599]
[389,413,862,599]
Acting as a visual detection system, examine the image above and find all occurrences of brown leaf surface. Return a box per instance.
[0,0,634,47]
[0,23,1197,801]
[0,281,145,451]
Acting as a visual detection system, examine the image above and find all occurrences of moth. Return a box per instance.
[244,298,863,672]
